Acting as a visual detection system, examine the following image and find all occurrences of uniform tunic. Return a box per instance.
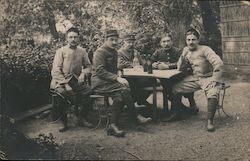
[50,44,91,90]
[151,47,181,69]
[50,45,92,120]
[173,45,224,99]
[91,45,125,94]
[117,47,142,69]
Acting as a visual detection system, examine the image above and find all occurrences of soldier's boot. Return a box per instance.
[136,114,152,124]
[107,123,126,137]
[207,98,218,132]
[59,114,68,132]
[77,105,94,128]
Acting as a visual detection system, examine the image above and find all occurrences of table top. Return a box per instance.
[123,68,181,79]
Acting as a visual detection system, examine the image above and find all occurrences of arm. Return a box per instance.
[82,50,92,73]
[117,52,133,69]
[204,47,224,83]
[93,50,118,81]
[168,48,182,69]
[151,50,158,62]
[79,50,92,82]
[51,49,65,84]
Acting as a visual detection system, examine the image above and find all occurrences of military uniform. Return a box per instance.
[173,45,223,99]
[50,45,92,126]
[92,44,138,124]
[151,47,181,69]
[171,45,223,131]
[117,47,142,69]
[150,46,196,113]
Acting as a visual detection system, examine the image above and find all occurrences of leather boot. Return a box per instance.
[136,114,152,124]
[107,123,125,137]
[77,118,94,128]
[207,98,218,132]
[59,115,68,132]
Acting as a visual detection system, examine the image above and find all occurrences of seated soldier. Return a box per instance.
[151,33,198,120]
[118,33,153,107]
[50,27,94,132]
[171,28,224,132]
[91,30,152,137]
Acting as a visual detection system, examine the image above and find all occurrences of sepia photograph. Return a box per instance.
[0,0,249,160]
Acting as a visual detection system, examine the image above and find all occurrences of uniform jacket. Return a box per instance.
[177,45,224,87]
[117,47,142,69]
[151,47,181,69]
[50,45,91,89]
[91,44,125,94]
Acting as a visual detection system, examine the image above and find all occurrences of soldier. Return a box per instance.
[50,27,94,132]
[171,28,224,132]
[118,33,153,107]
[151,33,198,120]
[91,30,152,137]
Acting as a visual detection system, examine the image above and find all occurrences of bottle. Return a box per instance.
[143,54,148,72]
[147,54,153,74]
[132,51,140,67]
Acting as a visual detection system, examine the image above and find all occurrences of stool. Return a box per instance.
[90,94,111,129]
[217,83,231,119]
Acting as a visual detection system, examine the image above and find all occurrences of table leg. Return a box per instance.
[163,90,169,115]
[152,79,157,121]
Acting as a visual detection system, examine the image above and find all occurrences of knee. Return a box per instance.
[206,90,219,100]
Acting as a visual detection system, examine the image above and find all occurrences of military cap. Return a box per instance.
[123,33,136,41]
[105,29,119,38]
[186,28,200,39]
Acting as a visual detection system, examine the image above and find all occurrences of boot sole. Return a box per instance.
[107,130,126,137]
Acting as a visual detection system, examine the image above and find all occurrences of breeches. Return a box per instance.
[54,82,92,105]
[108,88,137,124]
[127,77,154,103]
[172,79,220,100]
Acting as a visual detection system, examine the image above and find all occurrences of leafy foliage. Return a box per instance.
[0,0,221,113]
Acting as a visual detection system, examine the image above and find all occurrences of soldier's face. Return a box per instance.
[186,34,199,51]
[160,36,173,49]
[106,36,119,49]
[124,40,135,50]
[67,31,79,48]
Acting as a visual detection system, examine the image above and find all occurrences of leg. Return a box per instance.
[107,91,125,137]
[75,83,94,128]
[121,89,152,124]
[204,84,220,132]
[127,77,153,106]
[163,79,201,122]
[182,92,199,114]
[54,86,71,132]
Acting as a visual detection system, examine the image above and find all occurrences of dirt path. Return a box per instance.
[18,80,250,160]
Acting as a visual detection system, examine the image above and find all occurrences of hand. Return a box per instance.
[117,77,129,87]
[157,62,169,70]
[152,62,159,69]
[84,72,92,80]
[208,81,217,88]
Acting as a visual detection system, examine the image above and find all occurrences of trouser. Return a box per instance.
[108,89,138,124]
[159,78,195,110]
[172,78,220,117]
[127,77,154,104]
[52,82,93,121]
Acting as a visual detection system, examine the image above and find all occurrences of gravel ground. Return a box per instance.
[18,80,250,160]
